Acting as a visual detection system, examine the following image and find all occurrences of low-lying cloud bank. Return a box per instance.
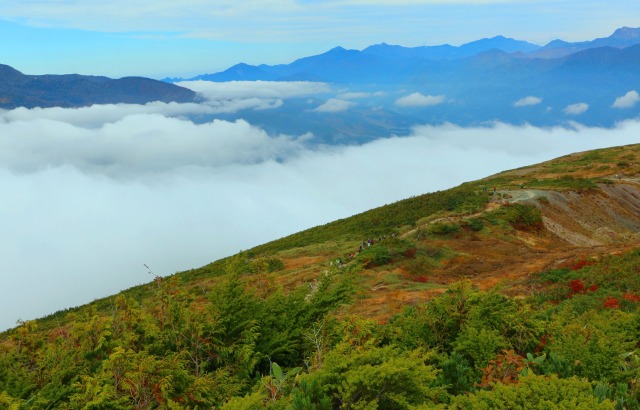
[177,80,331,100]
[0,113,307,177]
[1,102,639,331]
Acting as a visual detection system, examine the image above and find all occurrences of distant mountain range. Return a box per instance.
[2,27,640,133]
[169,27,640,83]
[162,27,640,135]
[0,64,196,109]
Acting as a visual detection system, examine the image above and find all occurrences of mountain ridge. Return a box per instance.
[171,27,640,84]
[0,64,197,109]
[1,144,638,408]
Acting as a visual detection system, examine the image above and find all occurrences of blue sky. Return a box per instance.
[1,0,639,78]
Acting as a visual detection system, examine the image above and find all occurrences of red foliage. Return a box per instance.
[569,279,586,294]
[624,293,640,302]
[603,297,620,309]
[413,275,429,283]
[567,280,599,298]
[477,350,525,388]
[570,258,595,271]
[404,248,418,258]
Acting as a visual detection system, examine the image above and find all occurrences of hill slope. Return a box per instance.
[0,144,638,408]
[0,64,196,109]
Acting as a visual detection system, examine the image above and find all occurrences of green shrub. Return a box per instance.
[486,203,542,230]
[450,374,615,409]
[453,327,508,371]
[428,222,461,235]
[356,246,391,268]
[465,218,484,232]
[266,258,285,272]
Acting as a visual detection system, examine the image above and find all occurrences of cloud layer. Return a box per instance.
[314,98,355,112]
[395,93,445,107]
[1,101,639,331]
[178,80,330,100]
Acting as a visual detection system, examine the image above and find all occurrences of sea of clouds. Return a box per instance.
[1,81,638,331]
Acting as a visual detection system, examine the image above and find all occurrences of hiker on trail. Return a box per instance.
[493,187,496,193]
[520,183,524,189]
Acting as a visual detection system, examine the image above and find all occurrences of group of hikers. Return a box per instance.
[328,234,398,268]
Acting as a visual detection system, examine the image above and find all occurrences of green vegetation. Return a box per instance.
[249,186,489,255]
[525,176,597,191]
[1,144,640,408]
[2,247,640,408]
[484,203,543,230]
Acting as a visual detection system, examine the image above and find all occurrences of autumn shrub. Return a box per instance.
[569,258,596,271]
[404,247,418,258]
[570,279,586,294]
[603,297,620,309]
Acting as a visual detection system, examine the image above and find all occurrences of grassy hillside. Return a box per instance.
[0,143,638,409]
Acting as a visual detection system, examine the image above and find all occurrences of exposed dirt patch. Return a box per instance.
[339,180,640,321]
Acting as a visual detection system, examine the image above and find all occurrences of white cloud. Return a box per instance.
[613,90,640,109]
[0,111,306,177]
[178,80,330,100]
[0,81,331,132]
[395,92,445,107]
[2,101,640,331]
[563,102,589,115]
[514,96,542,107]
[1,101,269,128]
[337,91,384,99]
[313,98,355,113]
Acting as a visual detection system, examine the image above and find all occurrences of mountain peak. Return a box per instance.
[0,63,25,78]
[611,26,640,40]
